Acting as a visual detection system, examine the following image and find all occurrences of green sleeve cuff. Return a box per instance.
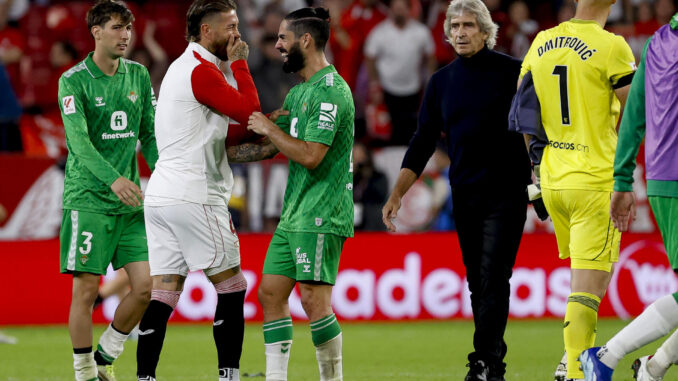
[614,178,634,192]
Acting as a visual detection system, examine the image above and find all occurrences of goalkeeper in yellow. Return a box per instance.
[518,1,635,380]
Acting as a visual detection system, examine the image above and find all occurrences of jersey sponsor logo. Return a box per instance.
[537,36,597,61]
[62,96,76,115]
[95,97,105,107]
[110,111,128,131]
[102,131,136,140]
[318,103,337,131]
[548,140,589,152]
[296,247,311,273]
[127,91,138,104]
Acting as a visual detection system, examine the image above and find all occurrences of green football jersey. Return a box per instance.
[275,65,355,237]
[58,52,158,214]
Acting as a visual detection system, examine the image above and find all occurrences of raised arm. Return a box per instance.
[191,36,261,126]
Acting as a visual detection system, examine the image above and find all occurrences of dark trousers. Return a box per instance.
[382,91,420,146]
[452,186,527,368]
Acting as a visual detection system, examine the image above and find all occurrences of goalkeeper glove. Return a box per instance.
[527,183,549,221]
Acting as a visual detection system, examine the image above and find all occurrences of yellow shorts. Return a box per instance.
[542,188,620,272]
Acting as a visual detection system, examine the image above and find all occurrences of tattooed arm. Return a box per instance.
[227,137,280,163]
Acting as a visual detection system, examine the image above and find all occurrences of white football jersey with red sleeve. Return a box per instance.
[146,42,261,206]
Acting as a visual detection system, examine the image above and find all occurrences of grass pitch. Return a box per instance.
[0,319,664,380]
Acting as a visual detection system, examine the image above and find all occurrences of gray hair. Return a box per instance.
[444,0,498,49]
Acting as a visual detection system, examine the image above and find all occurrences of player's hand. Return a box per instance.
[227,34,249,62]
[248,112,274,136]
[268,108,289,123]
[610,191,635,232]
[111,177,143,207]
[382,195,401,232]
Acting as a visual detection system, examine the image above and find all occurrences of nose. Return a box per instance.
[275,39,283,50]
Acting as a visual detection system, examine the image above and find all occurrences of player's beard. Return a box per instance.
[210,37,230,61]
[282,42,305,73]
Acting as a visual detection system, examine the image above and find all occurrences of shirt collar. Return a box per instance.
[84,52,128,78]
[308,65,337,84]
[568,18,601,27]
[188,42,222,66]
[459,45,491,64]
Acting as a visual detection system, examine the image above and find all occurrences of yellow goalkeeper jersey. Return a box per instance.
[520,19,635,191]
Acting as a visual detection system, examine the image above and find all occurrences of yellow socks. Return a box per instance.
[564,292,601,379]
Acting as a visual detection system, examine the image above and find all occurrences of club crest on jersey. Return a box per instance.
[95,97,105,107]
[62,95,76,115]
[127,91,138,104]
[315,218,323,226]
[80,255,89,265]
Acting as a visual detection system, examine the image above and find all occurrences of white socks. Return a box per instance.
[316,333,342,381]
[599,294,678,369]
[648,328,678,378]
[219,368,240,381]
[265,340,292,381]
[73,352,97,381]
[98,324,129,360]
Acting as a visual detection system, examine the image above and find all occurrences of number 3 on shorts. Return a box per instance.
[79,231,93,255]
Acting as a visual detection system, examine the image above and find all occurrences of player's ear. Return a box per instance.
[91,25,101,40]
[200,23,212,42]
[302,33,312,49]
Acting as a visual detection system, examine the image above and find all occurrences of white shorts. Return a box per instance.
[145,203,241,277]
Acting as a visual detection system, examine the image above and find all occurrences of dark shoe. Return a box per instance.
[488,361,506,381]
[465,359,489,381]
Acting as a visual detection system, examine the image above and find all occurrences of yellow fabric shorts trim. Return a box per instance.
[542,188,620,272]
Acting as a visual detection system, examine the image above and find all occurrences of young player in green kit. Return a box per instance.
[228,7,354,381]
[57,1,157,380]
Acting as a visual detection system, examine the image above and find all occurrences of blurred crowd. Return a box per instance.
[0,0,675,233]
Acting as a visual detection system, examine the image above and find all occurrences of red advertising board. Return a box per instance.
[0,232,674,325]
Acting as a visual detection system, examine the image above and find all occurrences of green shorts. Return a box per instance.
[60,209,148,275]
[649,196,678,270]
[263,228,345,284]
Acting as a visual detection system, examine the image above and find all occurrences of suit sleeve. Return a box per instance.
[139,68,158,171]
[613,37,650,192]
[59,76,121,186]
[191,59,262,126]
[401,75,440,176]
